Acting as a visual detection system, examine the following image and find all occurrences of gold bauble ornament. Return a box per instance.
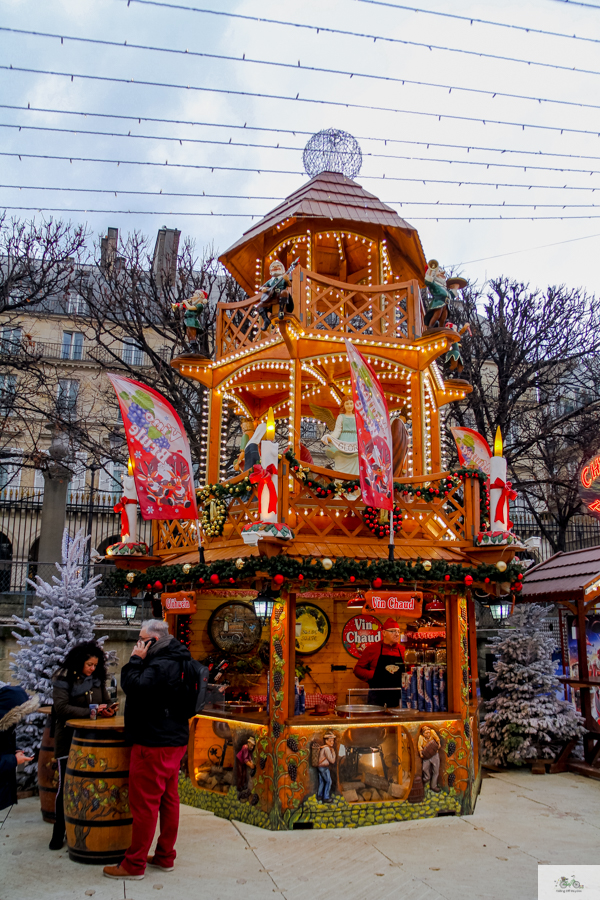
[496,560,507,573]
[322,558,333,570]
[235,558,245,570]
[182,563,192,575]
[126,571,136,583]
[423,560,432,572]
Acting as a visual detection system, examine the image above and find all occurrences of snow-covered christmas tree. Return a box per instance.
[11,528,108,780]
[481,603,584,766]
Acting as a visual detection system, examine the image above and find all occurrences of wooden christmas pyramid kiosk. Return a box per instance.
[132,130,525,830]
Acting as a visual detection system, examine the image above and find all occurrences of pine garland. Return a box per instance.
[117,553,525,593]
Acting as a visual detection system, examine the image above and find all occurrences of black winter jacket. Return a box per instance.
[121,637,193,747]
[0,685,39,811]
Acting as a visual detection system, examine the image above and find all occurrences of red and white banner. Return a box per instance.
[450,426,492,475]
[364,591,423,618]
[344,339,393,510]
[108,374,198,520]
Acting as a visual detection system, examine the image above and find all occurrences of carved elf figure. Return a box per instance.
[256,258,299,331]
[423,260,467,330]
[172,288,209,354]
[114,460,138,543]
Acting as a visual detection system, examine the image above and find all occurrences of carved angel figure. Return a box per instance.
[311,397,359,475]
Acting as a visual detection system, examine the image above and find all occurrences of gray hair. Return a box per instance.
[140,619,169,637]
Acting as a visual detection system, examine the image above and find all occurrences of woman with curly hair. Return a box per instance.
[50,641,116,850]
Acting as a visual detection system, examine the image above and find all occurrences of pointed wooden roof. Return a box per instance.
[219,171,427,295]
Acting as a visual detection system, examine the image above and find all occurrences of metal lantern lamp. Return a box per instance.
[120,601,138,625]
[253,592,275,625]
[347,592,365,610]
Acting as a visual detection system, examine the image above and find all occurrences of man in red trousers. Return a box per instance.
[103,619,219,881]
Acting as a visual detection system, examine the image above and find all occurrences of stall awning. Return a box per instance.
[522,545,600,604]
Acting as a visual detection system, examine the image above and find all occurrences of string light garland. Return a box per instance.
[9,103,600,167]
[124,0,600,49]
[5,26,600,116]
[7,64,600,140]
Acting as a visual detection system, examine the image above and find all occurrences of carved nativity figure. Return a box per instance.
[312,397,359,476]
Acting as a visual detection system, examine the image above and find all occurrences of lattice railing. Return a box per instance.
[214,268,423,359]
[289,464,470,545]
[153,518,199,555]
[302,273,413,340]
[196,462,473,551]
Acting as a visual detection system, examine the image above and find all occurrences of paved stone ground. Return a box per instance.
[1,770,598,900]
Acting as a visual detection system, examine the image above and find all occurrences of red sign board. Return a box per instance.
[342,614,382,659]
[364,591,423,619]
[579,455,600,520]
[161,591,197,615]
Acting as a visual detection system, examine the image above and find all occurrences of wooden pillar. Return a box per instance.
[429,404,441,472]
[269,588,292,728]
[446,593,461,714]
[290,357,302,462]
[287,592,297,718]
[466,591,479,704]
[410,372,424,476]
[206,390,223,485]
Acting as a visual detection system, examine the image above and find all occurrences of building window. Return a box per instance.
[66,293,87,316]
[57,378,79,413]
[0,327,22,355]
[0,449,22,491]
[122,338,144,366]
[61,331,84,360]
[0,375,17,416]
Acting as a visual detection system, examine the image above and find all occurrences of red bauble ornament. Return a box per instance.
[210,573,219,584]
[517,573,523,581]
[464,575,474,586]
[154,580,163,591]
[372,577,383,589]
[146,583,152,590]
[513,582,523,592]
[298,573,304,581]
[172,579,177,585]
[349,575,355,583]
[199,577,204,584]
[398,577,404,583]
[444,574,451,581]
[274,574,284,586]
[229,577,235,584]
[484,577,490,584]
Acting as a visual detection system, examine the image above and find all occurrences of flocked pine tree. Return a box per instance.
[10,528,107,780]
[480,603,584,766]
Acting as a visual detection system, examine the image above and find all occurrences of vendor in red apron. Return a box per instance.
[353,618,405,707]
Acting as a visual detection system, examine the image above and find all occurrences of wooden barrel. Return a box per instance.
[64,717,131,865]
[37,712,57,823]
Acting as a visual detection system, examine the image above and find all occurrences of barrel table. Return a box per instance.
[64,716,131,865]
[37,706,57,823]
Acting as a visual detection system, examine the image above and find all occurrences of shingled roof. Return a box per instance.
[225,171,419,252]
[521,545,600,601]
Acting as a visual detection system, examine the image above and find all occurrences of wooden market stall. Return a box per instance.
[521,547,600,780]
[126,162,525,830]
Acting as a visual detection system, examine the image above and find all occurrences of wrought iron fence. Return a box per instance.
[0,487,154,618]
[512,512,600,561]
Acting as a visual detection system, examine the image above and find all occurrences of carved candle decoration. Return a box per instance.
[122,458,139,542]
[489,427,509,531]
[259,407,278,523]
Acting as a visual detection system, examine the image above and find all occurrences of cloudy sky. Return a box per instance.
[2,0,600,294]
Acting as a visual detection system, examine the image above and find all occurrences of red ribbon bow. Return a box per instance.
[114,496,137,537]
[489,477,517,527]
[249,463,278,514]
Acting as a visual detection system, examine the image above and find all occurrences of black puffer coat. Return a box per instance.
[0,685,39,811]
[121,637,193,747]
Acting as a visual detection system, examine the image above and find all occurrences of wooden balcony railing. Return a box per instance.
[214,267,423,361]
[159,459,481,556]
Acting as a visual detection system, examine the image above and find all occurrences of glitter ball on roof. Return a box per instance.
[303,128,362,179]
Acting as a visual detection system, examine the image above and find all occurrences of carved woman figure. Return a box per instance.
[320,397,359,475]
